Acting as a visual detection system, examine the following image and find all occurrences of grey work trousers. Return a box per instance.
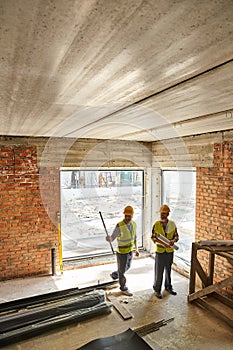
[112,251,133,291]
[153,251,174,293]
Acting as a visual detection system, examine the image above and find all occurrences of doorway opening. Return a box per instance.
[60,169,144,259]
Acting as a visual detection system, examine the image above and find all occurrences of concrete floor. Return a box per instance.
[0,256,232,350]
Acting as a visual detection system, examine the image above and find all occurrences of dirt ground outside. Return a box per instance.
[60,185,144,258]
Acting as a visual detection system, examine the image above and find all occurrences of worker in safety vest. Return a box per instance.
[151,204,179,299]
[106,205,139,296]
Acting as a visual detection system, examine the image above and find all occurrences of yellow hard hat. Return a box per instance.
[123,205,134,216]
[160,204,170,213]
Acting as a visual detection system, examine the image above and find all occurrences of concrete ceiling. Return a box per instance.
[0,0,233,142]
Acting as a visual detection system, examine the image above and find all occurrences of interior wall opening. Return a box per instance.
[60,169,144,260]
[161,169,196,273]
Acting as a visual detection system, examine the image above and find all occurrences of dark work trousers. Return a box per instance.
[153,251,174,293]
[112,251,133,291]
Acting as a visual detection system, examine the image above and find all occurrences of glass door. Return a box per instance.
[162,170,196,272]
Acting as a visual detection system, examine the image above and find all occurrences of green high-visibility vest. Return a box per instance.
[152,220,176,253]
[117,220,137,254]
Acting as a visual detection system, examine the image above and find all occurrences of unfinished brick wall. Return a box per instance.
[196,141,233,296]
[0,145,60,280]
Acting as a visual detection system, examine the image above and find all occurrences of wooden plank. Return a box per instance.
[212,292,233,309]
[195,258,209,287]
[194,298,233,329]
[217,252,233,259]
[188,275,233,302]
[215,252,233,266]
[189,243,197,295]
[106,295,133,320]
[197,245,233,253]
[208,252,215,286]
[198,240,233,246]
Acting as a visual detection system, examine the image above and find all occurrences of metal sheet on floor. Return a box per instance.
[76,328,153,350]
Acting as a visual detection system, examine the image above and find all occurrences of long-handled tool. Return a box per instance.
[99,211,115,254]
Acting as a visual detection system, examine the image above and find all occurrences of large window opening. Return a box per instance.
[162,170,196,272]
[60,169,144,259]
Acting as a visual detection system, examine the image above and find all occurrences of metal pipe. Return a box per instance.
[99,211,115,254]
[51,248,56,276]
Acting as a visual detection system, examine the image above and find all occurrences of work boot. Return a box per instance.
[155,292,162,299]
[165,288,177,295]
[110,272,118,280]
[121,289,133,296]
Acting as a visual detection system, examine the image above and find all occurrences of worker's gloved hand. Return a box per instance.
[106,235,112,242]
[135,250,139,257]
[169,239,175,246]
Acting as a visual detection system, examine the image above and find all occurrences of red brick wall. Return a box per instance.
[196,141,233,296]
[0,145,60,280]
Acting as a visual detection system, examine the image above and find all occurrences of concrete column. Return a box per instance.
[143,167,161,252]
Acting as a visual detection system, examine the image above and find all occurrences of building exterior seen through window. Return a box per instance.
[60,170,144,259]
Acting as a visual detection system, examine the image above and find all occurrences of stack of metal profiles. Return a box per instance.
[0,281,116,347]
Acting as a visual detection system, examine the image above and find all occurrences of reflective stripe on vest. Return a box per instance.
[117,220,137,254]
[152,220,176,253]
